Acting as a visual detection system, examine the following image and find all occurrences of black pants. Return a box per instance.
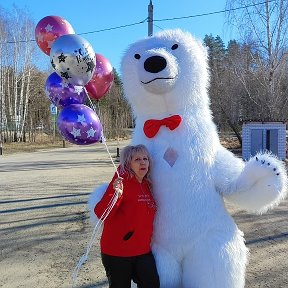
[101,252,160,288]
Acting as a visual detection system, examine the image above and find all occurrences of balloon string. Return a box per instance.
[70,191,119,288]
[86,91,120,177]
[70,93,121,287]
[101,136,120,178]
[86,91,97,112]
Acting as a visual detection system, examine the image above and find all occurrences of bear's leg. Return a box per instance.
[152,244,182,288]
[182,230,248,288]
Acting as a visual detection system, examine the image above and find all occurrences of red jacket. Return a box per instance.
[94,171,157,257]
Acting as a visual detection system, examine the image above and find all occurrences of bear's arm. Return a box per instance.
[212,147,287,213]
[212,147,244,196]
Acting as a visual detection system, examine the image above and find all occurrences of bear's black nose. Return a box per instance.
[144,56,167,73]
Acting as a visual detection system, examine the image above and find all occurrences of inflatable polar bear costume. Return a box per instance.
[90,29,287,288]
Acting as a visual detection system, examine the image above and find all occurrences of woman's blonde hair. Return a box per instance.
[119,144,152,185]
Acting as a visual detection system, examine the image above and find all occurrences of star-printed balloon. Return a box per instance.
[35,16,75,56]
[45,72,87,108]
[57,104,102,145]
[50,34,96,86]
[85,53,114,100]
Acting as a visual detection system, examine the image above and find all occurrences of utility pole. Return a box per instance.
[0,94,3,156]
[148,0,153,36]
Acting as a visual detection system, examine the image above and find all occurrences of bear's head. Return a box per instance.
[121,29,210,117]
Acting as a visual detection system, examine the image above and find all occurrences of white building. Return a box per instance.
[242,121,287,161]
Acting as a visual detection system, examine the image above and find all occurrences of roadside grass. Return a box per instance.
[1,139,71,155]
[1,135,242,156]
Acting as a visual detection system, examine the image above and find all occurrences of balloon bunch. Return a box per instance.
[35,16,114,145]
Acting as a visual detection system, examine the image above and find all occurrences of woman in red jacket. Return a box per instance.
[94,144,159,288]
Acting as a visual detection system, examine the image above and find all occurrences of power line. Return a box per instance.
[0,0,280,44]
[153,24,165,31]
[153,0,277,22]
[79,17,148,35]
[1,18,148,44]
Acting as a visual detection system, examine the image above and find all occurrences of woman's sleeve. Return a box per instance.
[94,172,123,220]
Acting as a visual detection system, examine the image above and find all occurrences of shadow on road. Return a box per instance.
[0,159,114,172]
[0,192,91,205]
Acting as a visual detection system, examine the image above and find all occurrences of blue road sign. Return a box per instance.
[50,104,57,115]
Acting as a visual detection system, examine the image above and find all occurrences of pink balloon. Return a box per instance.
[35,16,75,55]
[85,54,114,100]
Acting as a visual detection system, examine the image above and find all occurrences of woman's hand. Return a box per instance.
[113,177,124,196]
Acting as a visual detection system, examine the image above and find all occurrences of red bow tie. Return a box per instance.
[143,115,182,138]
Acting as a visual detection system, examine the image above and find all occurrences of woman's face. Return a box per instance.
[130,151,149,182]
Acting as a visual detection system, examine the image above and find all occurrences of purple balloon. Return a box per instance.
[57,104,102,145]
[45,72,87,108]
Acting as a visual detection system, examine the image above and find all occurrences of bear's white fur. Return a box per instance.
[89,29,287,288]
[120,29,287,288]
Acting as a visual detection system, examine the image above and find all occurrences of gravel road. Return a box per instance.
[0,140,287,288]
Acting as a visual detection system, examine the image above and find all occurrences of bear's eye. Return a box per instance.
[134,54,141,60]
[171,44,178,50]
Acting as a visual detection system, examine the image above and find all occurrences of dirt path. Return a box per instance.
[0,140,287,288]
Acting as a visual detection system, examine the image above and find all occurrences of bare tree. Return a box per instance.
[226,0,288,119]
[0,6,36,142]
[0,8,8,144]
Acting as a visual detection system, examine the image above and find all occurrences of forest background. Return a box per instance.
[1,0,288,153]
